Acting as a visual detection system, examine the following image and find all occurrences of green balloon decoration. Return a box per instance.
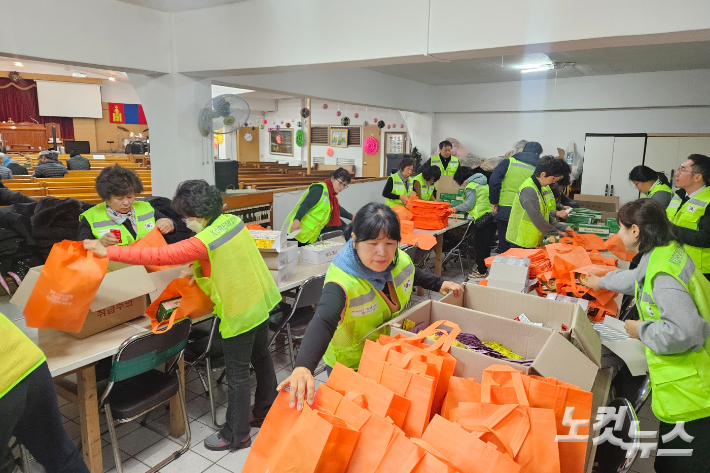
[296,129,305,147]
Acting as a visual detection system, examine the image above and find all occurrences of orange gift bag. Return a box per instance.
[326,363,411,429]
[129,227,176,272]
[24,240,109,332]
[605,234,637,261]
[407,196,454,230]
[145,277,214,333]
[374,429,458,473]
[569,232,607,251]
[545,238,592,268]
[440,376,480,419]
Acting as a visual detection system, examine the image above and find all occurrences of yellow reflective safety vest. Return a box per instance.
[506,177,555,249]
[645,181,672,200]
[80,201,156,246]
[666,187,710,273]
[500,157,535,208]
[430,155,459,176]
[412,173,435,201]
[635,243,710,422]
[284,182,331,244]
[194,214,281,339]
[0,313,46,399]
[385,173,413,208]
[465,181,493,221]
[323,249,415,369]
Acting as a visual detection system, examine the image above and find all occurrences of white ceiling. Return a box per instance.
[117,0,249,12]
[0,56,128,82]
[367,41,710,85]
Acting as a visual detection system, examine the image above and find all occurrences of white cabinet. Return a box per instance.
[644,137,710,190]
[581,135,646,205]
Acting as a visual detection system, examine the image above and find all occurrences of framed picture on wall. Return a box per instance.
[270,129,293,156]
[330,128,348,148]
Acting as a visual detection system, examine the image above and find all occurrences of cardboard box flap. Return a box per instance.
[9,267,41,307]
[533,331,598,391]
[147,265,189,303]
[91,265,156,311]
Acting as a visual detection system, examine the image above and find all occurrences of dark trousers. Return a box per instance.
[0,362,89,473]
[496,219,510,253]
[220,319,277,445]
[473,220,497,272]
[655,416,710,473]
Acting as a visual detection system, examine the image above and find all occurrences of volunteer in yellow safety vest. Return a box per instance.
[581,198,710,473]
[489,141,543,253]
[452,166,497,279]
[0,313,90,473]
[78,164,175,246]
[277,203,463,410]
[412,164,441,201]
[629,165,673,209]
[285,168,353,245]
[666,154,710,281]
[506,156,573,249]
[420,140,459,176]
[84,180,281,452]
[382,157,415,207]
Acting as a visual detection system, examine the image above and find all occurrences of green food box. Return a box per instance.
[440,193,461,201]
[577,224,611,236]
[458,189,466,196]
[156,297,181,322]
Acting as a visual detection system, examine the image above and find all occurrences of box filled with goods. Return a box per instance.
[300,240,345,265]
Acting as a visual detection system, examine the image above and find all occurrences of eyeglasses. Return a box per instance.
[337,180,349,189]
[677,166,696,175]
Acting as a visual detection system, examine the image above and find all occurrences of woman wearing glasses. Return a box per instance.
[284,167,354,245]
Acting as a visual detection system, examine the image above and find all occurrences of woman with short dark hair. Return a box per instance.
[382,157,416,207]
[581,198,710,473]
[629,165,673,208]
[412,164,441,201]
[277,203,463,410]
[84,179,281,452]
[284,167,353,245]
[78,164,175,245]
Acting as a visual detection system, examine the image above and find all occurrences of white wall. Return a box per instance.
[101,79,142,104]
[272,179,387,230]
[255,98,409,177]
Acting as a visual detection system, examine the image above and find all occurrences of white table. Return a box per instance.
[411,218,469,276]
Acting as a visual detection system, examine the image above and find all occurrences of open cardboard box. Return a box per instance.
[573,194,620,221]
[392,300,598,391]
[440,283,601,368]
[12,262,156,339]
[260,240,298,270]
[434,175,462,201]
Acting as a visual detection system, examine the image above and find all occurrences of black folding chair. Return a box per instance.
[319,230,343,241]
[184,317,224,428]
[268,275,325,369]
[592,397,641,473]
[441,221,474,278]
[100,318,192,473]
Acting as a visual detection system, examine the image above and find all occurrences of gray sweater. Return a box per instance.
[454,176,477,213]
[518,182,568,235]
[600,252,710,354]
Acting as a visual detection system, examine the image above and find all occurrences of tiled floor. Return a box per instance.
[19,263,661,472]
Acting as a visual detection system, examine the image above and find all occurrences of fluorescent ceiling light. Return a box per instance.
[13,62,23,67]
[520,64,554,74]
[108,77,116,81]
[72,71,87,78]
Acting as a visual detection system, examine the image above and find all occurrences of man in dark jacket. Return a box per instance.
[488,141,542,253]
[66,149,91,171]
[33,151,68,178]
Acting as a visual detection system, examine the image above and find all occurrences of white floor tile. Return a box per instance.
[104,457,150,473]
[113,426,164,457]
[59,402,80,421]
[190,439,231,463]
[145,412,172,437]
[202,464,231,473]
[186,395,214,420]
[101,443,130,472]
[101,421,141,443]
[159,450,212,473]
[196,404,227,428]
[56,394,70,407]
[62,419,82,441]
[630,451,656,473]
[182,419,219,449]
[134,436,181,467]
[215,447,251,473]
[275,368,292,385]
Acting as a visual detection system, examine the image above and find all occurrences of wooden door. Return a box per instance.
[609,136,646,205]
[361,125,381,177]
[237,127,259,162]
[580,136,615,196]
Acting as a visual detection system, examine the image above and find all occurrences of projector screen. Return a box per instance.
[36,81,103,118]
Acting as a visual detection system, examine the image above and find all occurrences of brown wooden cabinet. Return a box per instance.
[0,122,48,151]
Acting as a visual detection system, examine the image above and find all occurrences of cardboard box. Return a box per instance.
[487,256,530,292]
[392,300,599,390]
[269,257,298,285]
[577,224,611,236]
[260,241,298,270]
[573,195,619,221]
[249,229,287,249]
[440,283,601,368]
[300,241,345,265]
[434,175,462,201]
[146,264,190,303]
[12,263,155,339]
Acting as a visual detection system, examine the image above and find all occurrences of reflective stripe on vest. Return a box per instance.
[323,249,415,369]
[666,187,710,273]
[430,155,460,176]
[283,182,331,244]
[506,177,555,248]
[465,182,493,221]
[385,173,413,208]
[500,158,535,208]
[195,214,281,338]
[79,201,156,246]
[634,243,710,423]
[412,173,435,201]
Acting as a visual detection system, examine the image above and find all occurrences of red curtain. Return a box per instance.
[0,78,75,140]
